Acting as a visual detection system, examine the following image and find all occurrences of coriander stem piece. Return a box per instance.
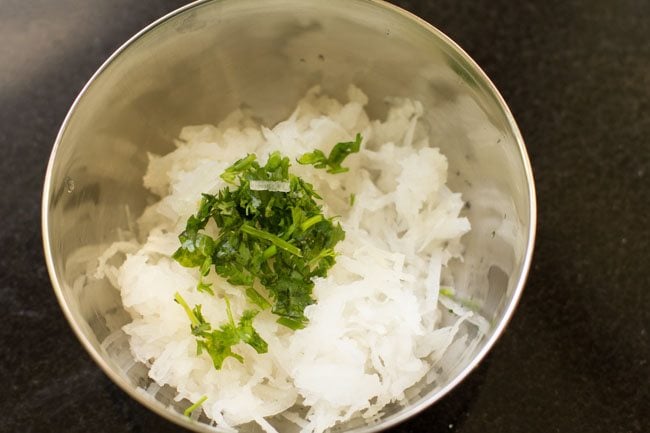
[307,248,335,268]
[300,215,323,232]
[183,395,208,417]
[224,296,235,326]
[246,287,272,309]
[241,223,302,257]
[174,292,199,327]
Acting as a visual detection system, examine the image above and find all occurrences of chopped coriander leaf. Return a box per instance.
[184,395,208,418]
[327,133,363,173]
[220,154,257,184]
[174,293,268,370]
[296,149,326,167]
[197,278,214,296]
[236,309,268,354]
[297,133,362,174]
[276,316,307,330]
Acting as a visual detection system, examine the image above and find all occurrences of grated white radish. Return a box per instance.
[97,86,486,433]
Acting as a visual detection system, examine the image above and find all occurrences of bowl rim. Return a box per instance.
[42,0,537,432]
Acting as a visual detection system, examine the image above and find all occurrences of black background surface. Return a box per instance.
[1,1,648,432]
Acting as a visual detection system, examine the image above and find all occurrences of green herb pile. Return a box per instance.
[172,135,361,370]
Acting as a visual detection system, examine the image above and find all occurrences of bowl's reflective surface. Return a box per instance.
[42,0,535,431]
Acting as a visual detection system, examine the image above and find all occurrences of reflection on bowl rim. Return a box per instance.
[42,0,537,431]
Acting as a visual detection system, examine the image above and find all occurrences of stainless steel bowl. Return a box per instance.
[42,0,536,431]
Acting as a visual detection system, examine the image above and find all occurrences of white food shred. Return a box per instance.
[97,85,486,433]
[249,180,291,192]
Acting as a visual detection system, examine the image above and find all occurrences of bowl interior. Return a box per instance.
[43,0,535,432]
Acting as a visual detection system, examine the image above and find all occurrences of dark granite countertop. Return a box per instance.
[1,0,648,432]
